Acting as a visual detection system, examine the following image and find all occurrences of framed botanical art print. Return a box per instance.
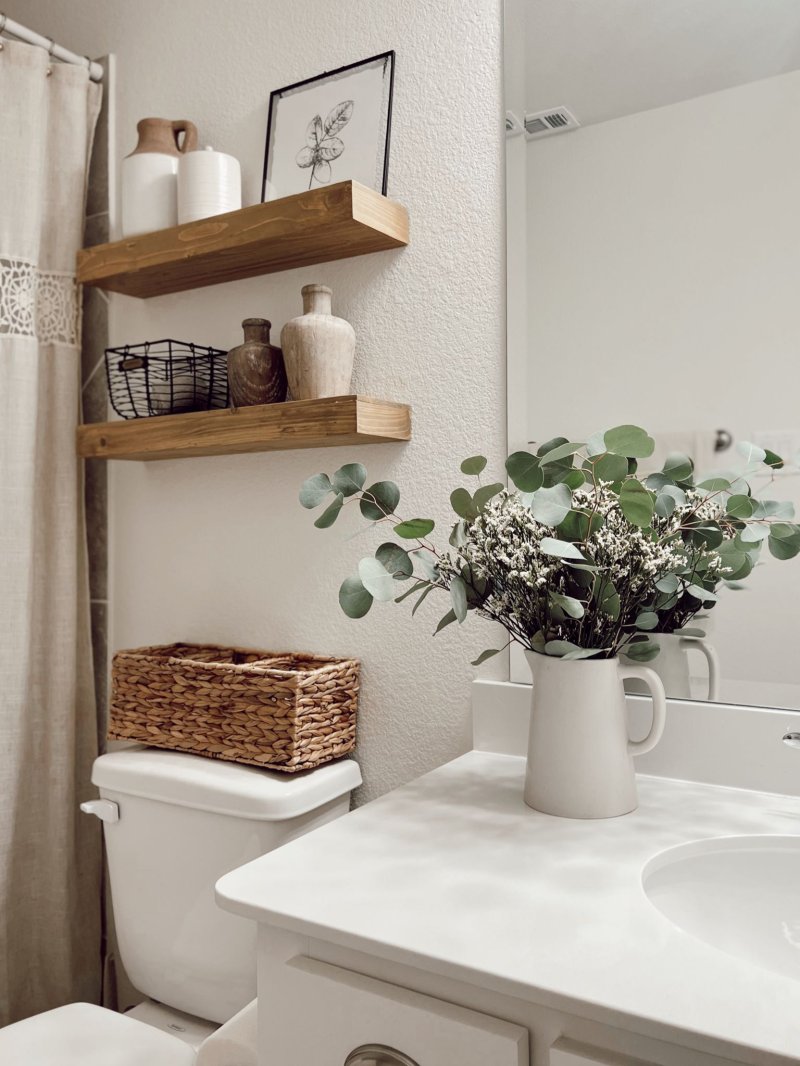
[262,51,395,202]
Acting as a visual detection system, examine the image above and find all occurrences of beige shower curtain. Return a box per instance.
[0,40,102,1024]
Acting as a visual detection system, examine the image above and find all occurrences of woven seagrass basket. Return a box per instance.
[109,644,359,772]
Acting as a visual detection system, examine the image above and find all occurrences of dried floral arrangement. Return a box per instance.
[300,425,800,664]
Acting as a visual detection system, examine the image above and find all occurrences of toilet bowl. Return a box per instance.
[0,746,360,1064]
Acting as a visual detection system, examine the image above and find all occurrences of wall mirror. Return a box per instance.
[504,0,800,708]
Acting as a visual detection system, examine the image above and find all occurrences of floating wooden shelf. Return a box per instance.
[77,181,408,298]
[76,396,411,461]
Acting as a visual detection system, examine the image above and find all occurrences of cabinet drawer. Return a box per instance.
[270,956,528,1066]
[551,1039,653,1065]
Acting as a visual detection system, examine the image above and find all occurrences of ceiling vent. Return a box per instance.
[524,107,580,140]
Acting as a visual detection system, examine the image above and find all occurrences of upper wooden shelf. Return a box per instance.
[76,395,411,461]
[77,181,409,299]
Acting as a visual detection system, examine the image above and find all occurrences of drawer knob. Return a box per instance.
[345,1045,420,1066]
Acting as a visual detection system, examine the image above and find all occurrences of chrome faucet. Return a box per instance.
[782,732,800,749]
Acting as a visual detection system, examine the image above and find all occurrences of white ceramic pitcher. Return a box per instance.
[523,651,667,819]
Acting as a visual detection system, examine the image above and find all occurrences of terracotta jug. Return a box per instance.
[227,319,287,407]
[122,118,198,236]
[280,285,355,400]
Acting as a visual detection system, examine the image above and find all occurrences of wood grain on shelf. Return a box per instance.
[77,182,409,298]
[76,396,411,461]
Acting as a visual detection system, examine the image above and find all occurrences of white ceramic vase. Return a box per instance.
[622,633,720,701]
[280,284,355,400]
[523,651,667,819]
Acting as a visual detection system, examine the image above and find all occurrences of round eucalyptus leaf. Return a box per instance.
[697,476,731,492]
[537,441,585,465]
[686,584,717,603]
[603,425,655,459]
[331,463,367,497]
[726,494,755,520]
[338,575,373,618]
[450,575,468,623]
[736,440,767,465]
[562,468,588,490]
[619,479,655,527]
[360,481,400,520]
[549,592,584,619]
[655,493,677,518]
[623,639,660,662]
[313,492,344,528]
[412,549,439,581]
[768,536,800,560]
[663,452,694,482]
[450,487,477,520]
[764,448,785,470]
[473,482,504,512]
[358,557,399,601]
[655,573,680,594]
[460,455,487,476]
[739,524,770,543]
[506,451,544,492]
[376,542,413,580]
[299,472,332,509]
[394,518,436,540]
[635,611,659,631]
[540,537,585,560]
[589,452,628,484]
[557,508,604,542]
[530,483,572,526]
[544,639,582,657]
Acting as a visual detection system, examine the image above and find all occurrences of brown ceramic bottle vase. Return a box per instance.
[280,285,355,400]
[227,319,287,407]
[121,118,199,236]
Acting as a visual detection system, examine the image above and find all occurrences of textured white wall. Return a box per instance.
[13,0,507,802]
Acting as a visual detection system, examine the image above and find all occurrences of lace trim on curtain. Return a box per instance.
[0,256,81,346]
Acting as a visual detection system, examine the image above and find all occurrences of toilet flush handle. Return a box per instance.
[80,799,119,824]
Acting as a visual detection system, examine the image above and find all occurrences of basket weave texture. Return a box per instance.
[109,644,359,772]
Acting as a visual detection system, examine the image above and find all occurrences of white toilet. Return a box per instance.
[0,745,360,1064]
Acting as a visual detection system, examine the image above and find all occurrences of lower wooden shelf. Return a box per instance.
[76,395,411,461]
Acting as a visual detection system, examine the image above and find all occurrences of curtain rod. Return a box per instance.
[0,12,103,82]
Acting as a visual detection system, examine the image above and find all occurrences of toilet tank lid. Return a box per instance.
[91,747,361,820]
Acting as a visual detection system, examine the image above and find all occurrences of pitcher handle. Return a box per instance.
[172,119,198,153]
[618,665,667,757]
[679,637,720,701]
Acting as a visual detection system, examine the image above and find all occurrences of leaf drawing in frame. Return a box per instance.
[296,100,354,189]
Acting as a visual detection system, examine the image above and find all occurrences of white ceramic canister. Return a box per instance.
[177,146,242,224]
[121,119,198,237]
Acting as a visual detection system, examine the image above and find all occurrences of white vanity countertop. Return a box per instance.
[216,752,800,1063]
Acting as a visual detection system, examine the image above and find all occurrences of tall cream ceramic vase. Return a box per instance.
[280,285,355,400]
[524,651,667,819]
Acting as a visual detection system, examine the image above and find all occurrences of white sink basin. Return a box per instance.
[643,836,800,982]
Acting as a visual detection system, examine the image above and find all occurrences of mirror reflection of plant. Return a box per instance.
[299,427,800,665]
[295,100,354,189]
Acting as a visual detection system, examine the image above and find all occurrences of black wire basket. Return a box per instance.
[105,339,229,419]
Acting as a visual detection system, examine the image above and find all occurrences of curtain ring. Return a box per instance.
[0,13,7,51]
[46,36,55,75]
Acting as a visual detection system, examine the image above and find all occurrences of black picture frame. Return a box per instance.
[261,51,395,203]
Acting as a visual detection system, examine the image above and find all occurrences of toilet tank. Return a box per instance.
[91,747,360,1025]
